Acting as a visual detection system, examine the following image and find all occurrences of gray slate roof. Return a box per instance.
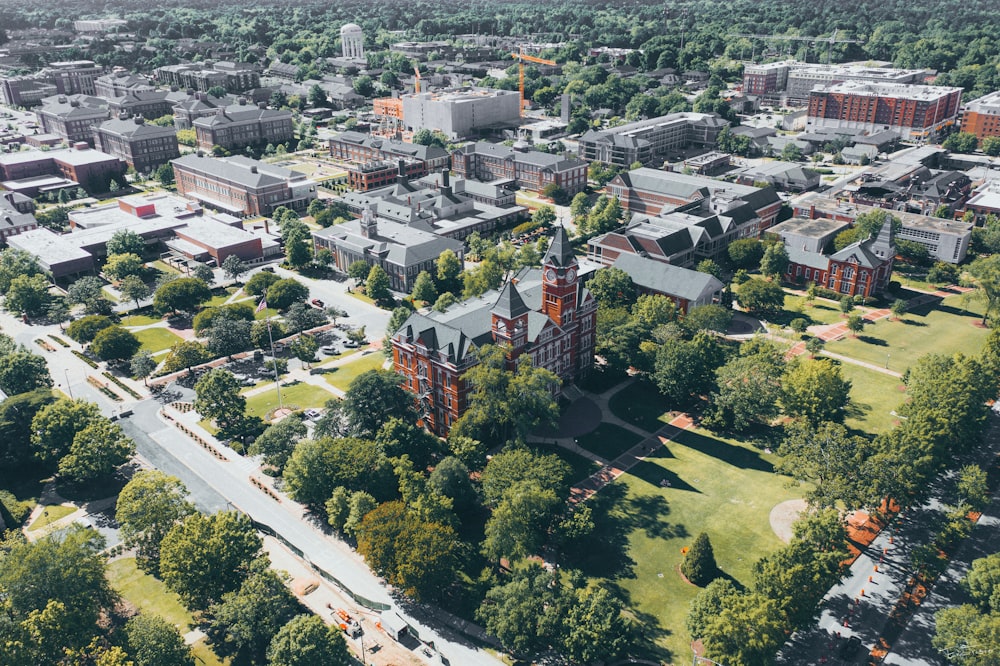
[611,253,723,302]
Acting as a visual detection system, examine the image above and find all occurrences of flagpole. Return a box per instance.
[259,297,283,411]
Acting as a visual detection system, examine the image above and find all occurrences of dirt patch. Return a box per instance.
[770,499,808,543]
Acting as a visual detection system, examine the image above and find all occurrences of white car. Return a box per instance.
[320,345,339,354]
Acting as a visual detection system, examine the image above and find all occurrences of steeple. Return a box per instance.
[543,224,576,268]
[492,280,529,319]
[871,219,895,260]
[491,280,529,353]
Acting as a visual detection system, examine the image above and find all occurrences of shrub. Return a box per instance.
[682,532,718,586]
[789,318,808,334]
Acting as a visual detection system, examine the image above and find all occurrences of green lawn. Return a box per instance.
[121,314,162,327]
[608,381,674,433]
[26,504,76,531]
[134,327,184,354]
[245,381,337,420]
[346,290,376,306]
[203,293,232,309]
[254,307,280,321]
[836,362,906,434]
[591,428,803,662]
[106,558,228,666]
[577,423,644,461]
[823,293,989,372]
[324,352,387,391]
[783,295,851,326]
[532,442,602,486]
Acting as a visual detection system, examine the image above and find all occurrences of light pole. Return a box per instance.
[885,352,891,369]
[64,369,73,399]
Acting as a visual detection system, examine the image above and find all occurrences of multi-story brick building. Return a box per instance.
[0,144,125,194]
[742,61,934,105]
[154,61,261,93]
[35,94,110,145]
[806,82,962,142]
[345,159,426,191]
[0,192,39,246]
[782,221,895,298]
[107,90,187,121]
[960,91,1000,140]
[172,153,317,216]
[93,116,180,173]
[43,61,103,96]
[390,226,597,435]
[171,93,233,130]
[192,102,293,150]
[0,76,58,107]
[451,142,588,195]
[329,131,451,173]
[606,168,782,228]
[94,71,154,98]
[577,112,727,167]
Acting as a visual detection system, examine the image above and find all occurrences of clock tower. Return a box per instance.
[541,225,578,328]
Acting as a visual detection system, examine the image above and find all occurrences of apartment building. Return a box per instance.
[577,112,727,167]
[960,91,1000,140]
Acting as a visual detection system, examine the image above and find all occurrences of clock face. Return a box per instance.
[544,268,557,282]
[496,320,507,332]
[567,268,577,282]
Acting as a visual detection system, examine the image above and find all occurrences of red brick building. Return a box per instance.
[783,221,896,298]
[451,142,588,196]
[328,131,451,173]
[391,227,597,435]
[172,153,317,216]
[806,82,962,142]
[345,159,426,192]
[960,91,1000,140]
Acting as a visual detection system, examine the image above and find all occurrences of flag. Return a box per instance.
[255,298,267,313]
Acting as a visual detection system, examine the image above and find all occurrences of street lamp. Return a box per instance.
[64,369,73,399]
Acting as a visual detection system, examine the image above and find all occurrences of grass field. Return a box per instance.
[588,427,803,663]
[783,295,851,326]
[324,352,387,391]
[245,381,336,420]
[133,327,184,354]
[577,423,644,460]
[106,558,228,666]
[254,307,280,320]
[121,314,161,327]
[837,362,906,434]
[26,504,75,531]
[608,381,674,432]
[823,293,989,372]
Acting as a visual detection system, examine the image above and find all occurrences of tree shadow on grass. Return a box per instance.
[898,319,928,326]
[627,459,701,494]
[564,484,636,579]
[674,430,774,472]
[857,335,888,346]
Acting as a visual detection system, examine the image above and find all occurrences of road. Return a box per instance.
[121,397,504,666]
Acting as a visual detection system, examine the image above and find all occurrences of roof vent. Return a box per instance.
[250,166,258,174]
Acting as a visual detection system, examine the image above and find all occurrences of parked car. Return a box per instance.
[320,345,339,354]
[343,339,360,348]
[304,408,322,419]
[310,298,325,308]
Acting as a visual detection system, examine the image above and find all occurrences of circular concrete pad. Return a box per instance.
[770,498,808,543]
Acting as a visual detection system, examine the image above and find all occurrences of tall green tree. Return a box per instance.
[266,615,350,666]
[0,248,43,293]
[341,369,414,438]
[124,614,194,666]
[91,325,142,362]
[106,229,146,258]
[411,270,438,303]
[58,418,135,482]
[365,264,392,304]
[682,532,718,586]
[160,511,263,610]
[781,358,852,425]
[777,421,877,510]
[194,369,249,440]
[30,398,102,466]
[247,415,306,472]
[153,277,211,315]
[0,349,51,396]
[116,471,195,575]
[704,339,784,432]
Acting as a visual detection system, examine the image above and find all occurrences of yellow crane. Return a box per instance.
[413,65,422,94]
[510,49,556,115]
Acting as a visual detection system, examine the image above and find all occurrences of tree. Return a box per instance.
[682,532,718,586]
[266,614,350,666]
[433,292,458,312]
[587,267,635,306]
[375,417,443,470]
[653,331,725,403]
[780,142,803,161]
[206,318,253,359]
[30,398,102,465]
[58,418,135,482]
[205,562,300,664]
[700,593,787,666]
[116,470,195,575]
[435,249,463,294]
[162,341,211,375]
[67,275,113,314]
[964,553,1000,612]
[283,302,327,334]
[0,248,43,293]
[352,74,374,96]
[107,230,146,258]
[120,274,151,310]
[283,436,396,508]
[5,274,51,316]
[933,604,1000,664]
[192,263,215,285]
[541,183,568,205]
[760,242,789,278]
[289,333,319,366]
[265,278,309,310]
[736,278,785,315]
[704,340,784,433]
[124,614,194,666]
[245,270,280,296]
[248,414,306,472]
[153,277,211,314]
[411,270,437,303]
[942,131,979,153]
[195,369,249,440]
[104,252,145,281]
[781,358,851,425]
[365,264,392,304]
[897,238,930,264]
[284,228,312,268]
[347,260,370,281]
[428,456,478,514]
[890,298,908,320]
[846,313,864,336]
[0,349,51,395]
[683,304,733,335]
[983,136,1000,157]
[341,370,414,438]
[687,578,740,639]
[561,585,632,664]
[451,346,561,446]
[839,295,855,315]
[159,511,263,610]
[0,525,115,657]
[0,388,55,469]
[481,448,571,508]
[220,255,249,285]
[777,421,876,510]
[477,564,566,657]
[45,299,72,329]
[968,255,1000,325]
[91,325,141,363]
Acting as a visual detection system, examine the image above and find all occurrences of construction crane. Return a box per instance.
[510,49,556,116]
[413,65,422,94]
[728,29,862,64]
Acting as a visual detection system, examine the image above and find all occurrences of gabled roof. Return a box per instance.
[543,225,575,268]
[611,254,723,302]
[492,281,530,319]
